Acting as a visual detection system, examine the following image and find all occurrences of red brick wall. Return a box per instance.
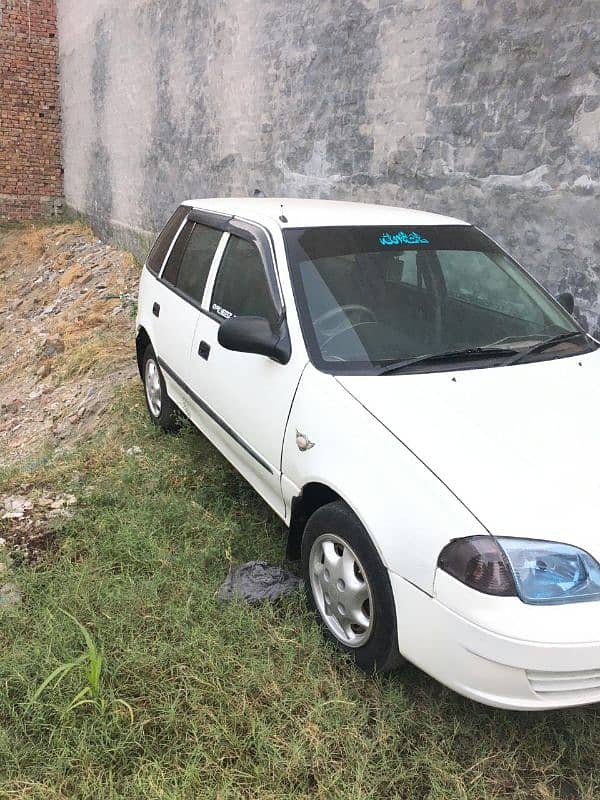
[0,0,62,221]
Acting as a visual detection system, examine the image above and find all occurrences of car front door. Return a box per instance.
[187,221,304,517]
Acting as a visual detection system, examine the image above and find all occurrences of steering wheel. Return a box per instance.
[314,304,377,345]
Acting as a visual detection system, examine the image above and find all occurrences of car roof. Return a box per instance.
[182,197,468,229]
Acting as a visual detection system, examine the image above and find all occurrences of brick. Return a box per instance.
[0,0,62,221]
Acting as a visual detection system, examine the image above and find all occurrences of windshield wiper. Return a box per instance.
[503,331,590,366]
[378,346,518,375]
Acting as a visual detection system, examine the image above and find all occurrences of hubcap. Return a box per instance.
[145,358,162,417]
[309,533,374,647]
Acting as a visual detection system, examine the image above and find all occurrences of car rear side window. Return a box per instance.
[175,224,223,304]
[162,220,194,284]
[211,234,276,324]
[146,205,188,275]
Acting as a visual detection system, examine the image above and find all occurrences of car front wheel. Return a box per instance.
[301,500,404,674]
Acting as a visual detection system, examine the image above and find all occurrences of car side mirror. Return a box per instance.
[557,291,575,315]
[217,315,291,364]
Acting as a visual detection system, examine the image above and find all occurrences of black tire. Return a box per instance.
[301,500,404,674]
[141,344,180,432]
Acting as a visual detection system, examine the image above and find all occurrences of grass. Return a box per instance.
[53,331,133,381]
[0,384,599,799]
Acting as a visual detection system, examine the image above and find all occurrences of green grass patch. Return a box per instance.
[0,384,598,799]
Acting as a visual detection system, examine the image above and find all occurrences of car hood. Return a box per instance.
[337,350,600,556]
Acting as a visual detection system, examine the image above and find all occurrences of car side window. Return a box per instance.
[162,220,194,284]
[175,224,223,304]
[146,205,188,275]
[211,234,277,324]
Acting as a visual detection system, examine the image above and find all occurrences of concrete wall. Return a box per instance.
[57,0,600,334]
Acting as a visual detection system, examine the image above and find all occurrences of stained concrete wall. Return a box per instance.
[57,0,600,334]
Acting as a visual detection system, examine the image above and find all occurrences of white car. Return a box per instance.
[136,197,600,710]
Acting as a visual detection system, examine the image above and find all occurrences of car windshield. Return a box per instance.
[284,225,591,374]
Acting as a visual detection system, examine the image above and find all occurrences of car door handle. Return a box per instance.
[152,302,160,317]
[198,340,211,360]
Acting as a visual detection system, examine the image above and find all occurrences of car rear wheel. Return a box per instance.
[142,345,179,431]
[301,500,404,674]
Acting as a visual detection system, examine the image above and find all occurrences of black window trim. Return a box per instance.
[206,216,286,329]
[196,231,234,324]
[160,218,196,287]
[208,229,277,326]
[156,213,192,280]
[154,207,288,340]
[145,205,188,276]
[155,209,232,313]
[224,216,285,323]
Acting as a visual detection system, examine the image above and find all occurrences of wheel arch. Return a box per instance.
[136,326,152,379]
[287,482,342,560]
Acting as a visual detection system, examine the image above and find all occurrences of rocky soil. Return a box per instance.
[0,221,140,467]
[1,491,77,565]
[0,222,141,575]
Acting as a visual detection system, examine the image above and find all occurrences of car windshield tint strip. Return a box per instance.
[286,225,495,262]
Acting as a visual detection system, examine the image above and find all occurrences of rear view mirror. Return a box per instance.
[217,315,291,364]
[557,292,575,314]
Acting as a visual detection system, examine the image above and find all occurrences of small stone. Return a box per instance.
[1,399,20,414]
[2,496,33,519]
[48,508,73,518]
[37,497,54,507]
[42,336,64,357]
[0,583,22,607]
[50,494,77,509]
[125,446,142,456]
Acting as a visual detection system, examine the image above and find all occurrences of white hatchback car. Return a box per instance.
[136,197,600,710]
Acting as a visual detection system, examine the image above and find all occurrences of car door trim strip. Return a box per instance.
[157,356,273,474]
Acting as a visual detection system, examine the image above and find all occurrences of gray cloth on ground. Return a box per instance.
[217,560,303,602]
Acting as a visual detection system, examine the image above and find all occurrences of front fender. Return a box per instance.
[282,365,487,594]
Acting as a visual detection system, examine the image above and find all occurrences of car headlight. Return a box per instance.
[438,536,600,605]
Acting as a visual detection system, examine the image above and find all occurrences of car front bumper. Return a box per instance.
[390,570,600,709]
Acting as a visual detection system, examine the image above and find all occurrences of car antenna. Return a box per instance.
[279,202,288,223]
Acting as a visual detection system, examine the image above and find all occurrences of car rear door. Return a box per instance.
[151,214,227,413]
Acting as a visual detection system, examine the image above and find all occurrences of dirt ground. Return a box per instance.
[0,221,141,468]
